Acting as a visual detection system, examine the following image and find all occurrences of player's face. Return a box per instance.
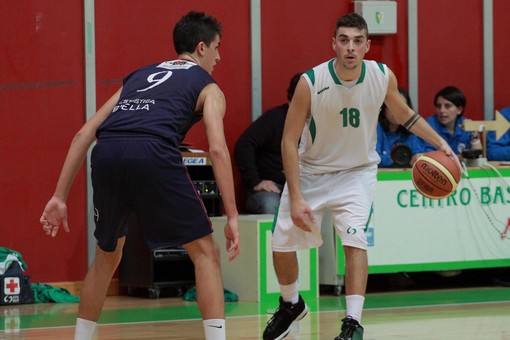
[435,96,463,128]
[202,35,221,74]
[333,27,370,70]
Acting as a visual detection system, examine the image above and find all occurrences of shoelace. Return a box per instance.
[340,328,354,338]
[340,321,357,338]
[266,305,293,329]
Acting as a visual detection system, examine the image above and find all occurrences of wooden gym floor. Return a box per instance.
[2,272,510,339]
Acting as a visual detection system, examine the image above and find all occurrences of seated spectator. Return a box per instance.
[234,72,301,214]
[486,106,510,161]
[377,87,419,167]
[409,86,472,163]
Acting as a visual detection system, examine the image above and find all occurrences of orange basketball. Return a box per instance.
[411,151,461,199]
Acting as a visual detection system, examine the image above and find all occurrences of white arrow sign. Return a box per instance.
[464,110,510,140]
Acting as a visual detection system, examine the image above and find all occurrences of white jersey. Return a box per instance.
[299,59,389,174]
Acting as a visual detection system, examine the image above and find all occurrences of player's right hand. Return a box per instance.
[40,196,70,237]
[224,218,240,261]
[290,197,315,232]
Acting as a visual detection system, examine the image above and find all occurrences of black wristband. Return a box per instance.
[403,112,421,131]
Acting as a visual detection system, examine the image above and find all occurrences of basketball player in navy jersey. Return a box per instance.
[39,11,239,340]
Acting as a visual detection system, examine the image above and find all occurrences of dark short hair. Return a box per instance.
[173,11,223,55]
[335,12,369,37]
[434,86,466,116]
[287,72,303,102]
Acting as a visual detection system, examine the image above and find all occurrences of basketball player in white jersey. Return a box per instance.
[263,12,460,340]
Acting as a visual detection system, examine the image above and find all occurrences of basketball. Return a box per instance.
[411,151,461,199]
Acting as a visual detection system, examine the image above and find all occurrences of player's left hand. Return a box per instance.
[40,196,70,237]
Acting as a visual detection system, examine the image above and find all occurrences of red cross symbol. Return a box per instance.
[4,278,20,294]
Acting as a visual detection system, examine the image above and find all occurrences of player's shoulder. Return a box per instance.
[303,58,334,86]
[363,59,389,75]
[199,81,224,100]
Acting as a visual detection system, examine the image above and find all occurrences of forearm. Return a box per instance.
[408,117,448,151]
[210,146,238,219]
[281,139,301,199]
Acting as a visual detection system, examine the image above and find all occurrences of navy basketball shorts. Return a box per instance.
[90,138,212,252]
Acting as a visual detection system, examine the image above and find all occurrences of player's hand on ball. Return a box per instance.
[40,196,70,237]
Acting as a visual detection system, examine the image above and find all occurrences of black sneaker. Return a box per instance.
[263,295,309,340]
[334,316,364,340]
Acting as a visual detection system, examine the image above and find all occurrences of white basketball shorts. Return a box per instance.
[272,164,377,252]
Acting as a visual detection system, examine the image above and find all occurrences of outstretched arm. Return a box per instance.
[384,70,461,169]
[40,88,122,237]
[200,83,240,260]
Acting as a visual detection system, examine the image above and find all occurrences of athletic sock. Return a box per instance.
[280,280,299,304]
[74,317,97,340]
[203,318,226,340]
[345,294,365,322]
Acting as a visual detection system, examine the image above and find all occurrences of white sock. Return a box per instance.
[280,281,299,304]
[74,317,97,340]
[345,294,365,322]
[203,319,226,340]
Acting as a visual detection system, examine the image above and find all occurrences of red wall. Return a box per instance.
[417,0,484,118]
[493,0,510,111]
[1,0,509,283]
[0,1,87,282]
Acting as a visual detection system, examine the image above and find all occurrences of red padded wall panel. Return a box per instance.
[0,1,87,281]
[417,0,484,119]
[493,0,510,111]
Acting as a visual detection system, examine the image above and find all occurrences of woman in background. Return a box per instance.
[409,86,472,163]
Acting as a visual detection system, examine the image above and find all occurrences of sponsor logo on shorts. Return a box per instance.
[347,226,357,235]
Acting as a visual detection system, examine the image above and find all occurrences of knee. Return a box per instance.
[246,191,280,214]
[273,251,297,268]
[93,246,123,273]
[260,199,279,214]
[186,236,221,266]
[209,240,221,263]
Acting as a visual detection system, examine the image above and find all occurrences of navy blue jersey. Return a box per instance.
[97,60,215,151]
[90,60,216,251]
